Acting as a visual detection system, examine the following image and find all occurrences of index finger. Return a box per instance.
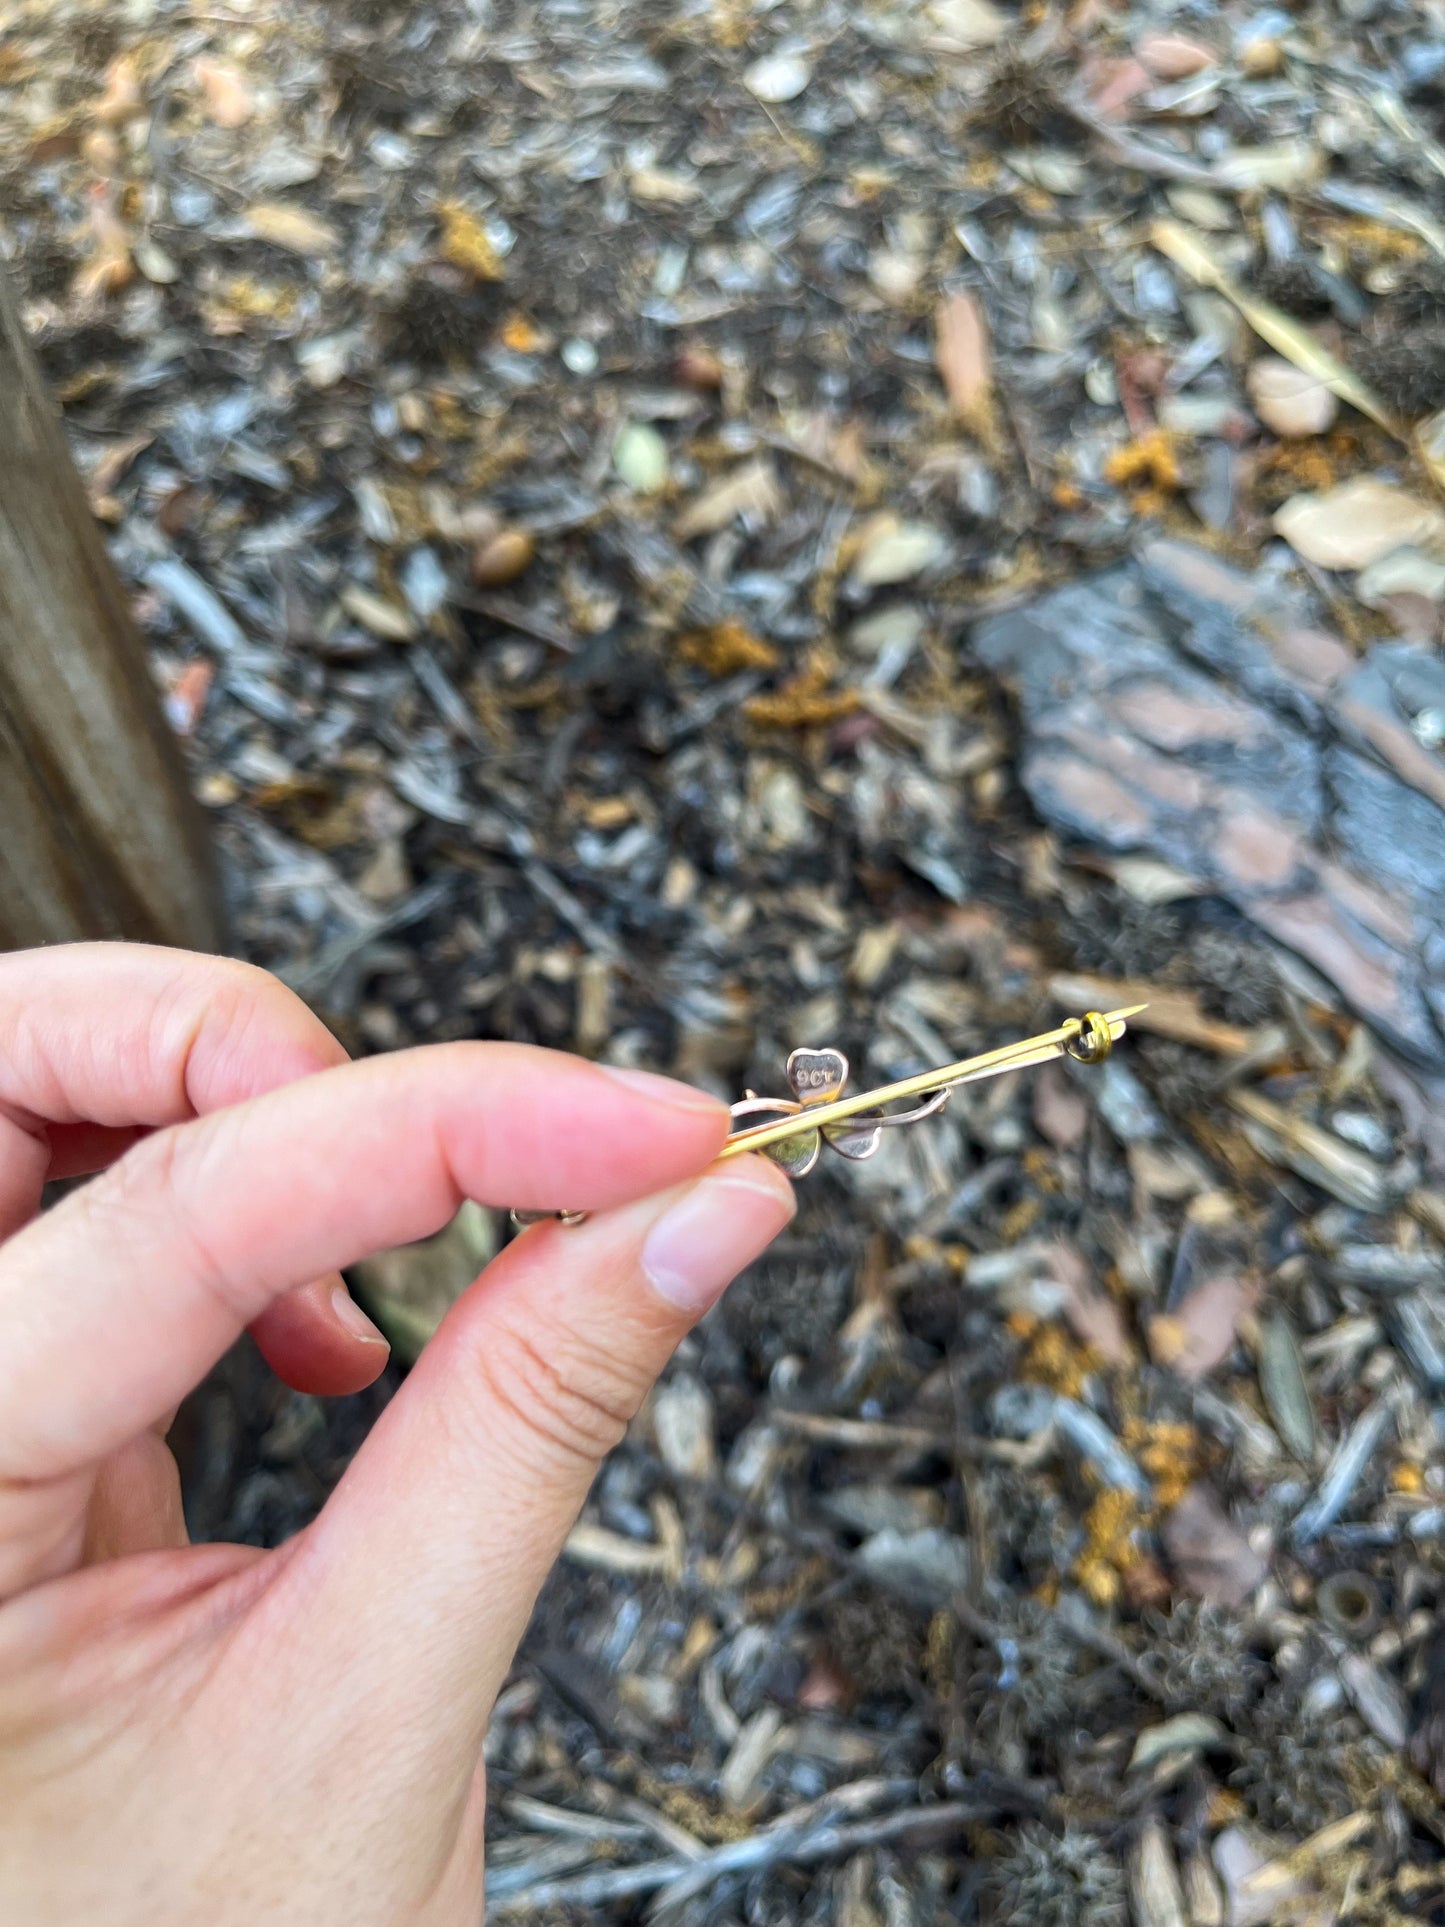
[0,1042,726,1491]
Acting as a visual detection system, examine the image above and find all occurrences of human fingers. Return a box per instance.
[276,1159,794,1752]
[0,1043,725,1594]
[0,941,385,1392]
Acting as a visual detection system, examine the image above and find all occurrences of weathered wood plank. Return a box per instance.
[0,272,223,953]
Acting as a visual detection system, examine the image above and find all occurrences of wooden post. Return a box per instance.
[0,272,224,953]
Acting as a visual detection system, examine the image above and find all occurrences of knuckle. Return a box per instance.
[476,1316,639,1471]
[80,1120,253,1326]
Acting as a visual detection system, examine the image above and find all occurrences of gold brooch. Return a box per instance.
[514,1008,1139,1227]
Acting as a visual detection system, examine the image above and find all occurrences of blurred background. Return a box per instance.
[5,0,1445,1918]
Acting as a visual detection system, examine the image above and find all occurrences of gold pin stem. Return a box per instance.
[717,1007,1143,1161]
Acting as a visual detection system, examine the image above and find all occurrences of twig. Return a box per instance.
[451,588,581,653]
[768,1408,947,1453]
[1053,1594,1172,1706]
[486,1799,985,1916]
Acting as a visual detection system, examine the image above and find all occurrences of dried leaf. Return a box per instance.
[674,457,782,542]
[1162,1484,1266,1607]
[1151,1274,1258,1381]
[1151,220,1402,439]
[1229,1088,1392,1212]
[1258,1311,1315,1462]
[73,186,133,300]
[934,291,995,440]
[1048,1243,1132,1365]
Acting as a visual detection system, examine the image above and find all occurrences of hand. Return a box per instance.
[0,944,794,1923]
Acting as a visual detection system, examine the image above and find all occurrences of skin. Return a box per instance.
[0,943,795,1923]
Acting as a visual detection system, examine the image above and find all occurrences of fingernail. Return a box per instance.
[642,1166,796,1318]
[597,1064,724,1115]
[331,1285,390,1349]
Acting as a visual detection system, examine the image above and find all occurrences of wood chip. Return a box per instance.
[934,291,995,442]
[243,201,341,255]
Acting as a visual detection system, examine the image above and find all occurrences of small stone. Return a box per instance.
[821,1483,945,1536]
[471,528,535,587]
[339,584,415,642]
[357,838,411,905]
[1159,393,1245,437]
[868,247,924,303]
[1246,356,1337,438]
[613,421,670,495]
[400,545,450,621]
[1274,478,1445,571]
[1356,545,1445,607]
[743,51,811,103]
[561,337,599,375]
[1136,32,1217,78]
[1165,185,1236,231]
[848,604,926,657]
[754,764,811,848]
[1239,36,1284,76]
[133,238,180,284]
[1213,1829,1302,1927]
[856,1527,970,1608]
[652,1374,717,1481]
[928,0,1008,48]
[988,1381,1057,1440]
[851,517,947,588]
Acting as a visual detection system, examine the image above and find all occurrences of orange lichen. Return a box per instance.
[996,1195,1044,1243]
[1017,1321,1102,1400]
[1104,430,1181,495]
[679,620,780,677]
[1074,1488,1149,1608]
[1124,1417,1203,1511]
[436,200,504,281]
[744,652,857,728]
[500,312,546,352]
[1391,1461,1426,1495]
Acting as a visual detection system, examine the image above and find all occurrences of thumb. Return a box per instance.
[274,1159,794,1741]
